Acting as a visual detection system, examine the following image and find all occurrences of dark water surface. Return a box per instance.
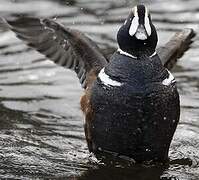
[0,0,199,179]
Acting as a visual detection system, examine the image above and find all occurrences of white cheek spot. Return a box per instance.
[129,6,139,36]
[162,70,176,86]
[98,68,122,87]
[144,7,151,36]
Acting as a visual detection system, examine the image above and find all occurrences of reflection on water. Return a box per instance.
[79,165,166,180]
[0,0,199,179]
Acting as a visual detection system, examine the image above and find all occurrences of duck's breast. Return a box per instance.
[89,53,180,161]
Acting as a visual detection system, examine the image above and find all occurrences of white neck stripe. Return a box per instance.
[117,48,157,59]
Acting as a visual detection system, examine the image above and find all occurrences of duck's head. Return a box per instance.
[117,5,157,57]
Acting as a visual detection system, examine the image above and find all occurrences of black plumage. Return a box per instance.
[91,52,180,162]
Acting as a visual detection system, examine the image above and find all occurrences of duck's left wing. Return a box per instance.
[157,28,195,70]
[6,17,108,89]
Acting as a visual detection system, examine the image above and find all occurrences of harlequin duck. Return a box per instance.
[5,5,194,162]
[90,5,180,162]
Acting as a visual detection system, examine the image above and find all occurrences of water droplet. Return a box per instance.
[143,125,148,129]
[53,16,57,21]
[145,148,151,152]
[137,128,142,133]
[98,147,102,151]
[142,118,145,122]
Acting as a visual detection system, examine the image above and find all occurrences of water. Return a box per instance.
[0,0,199,179]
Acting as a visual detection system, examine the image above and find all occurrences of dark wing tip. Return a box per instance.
[157,28,195,70]
[6,17,40,28]
[173,28,196,51]
[180,28,196,39]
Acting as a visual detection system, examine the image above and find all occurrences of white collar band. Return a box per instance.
[117,48,157,59]
[117,48,137,58]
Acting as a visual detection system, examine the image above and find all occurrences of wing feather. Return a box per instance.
[157,28,195,69]
[6,17,108,88]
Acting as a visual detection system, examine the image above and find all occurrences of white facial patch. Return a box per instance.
[98,68,122,87]
[144,7,151,36]
[162,70,176,86]
[135,25,147,40]
[129,6,152,39]
[129,6,139,36]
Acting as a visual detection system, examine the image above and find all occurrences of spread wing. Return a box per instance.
[6,16,195,84]
[157,28,195,70]
[6,17,108,89]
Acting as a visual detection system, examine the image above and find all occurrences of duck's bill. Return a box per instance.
[135,24,148,40]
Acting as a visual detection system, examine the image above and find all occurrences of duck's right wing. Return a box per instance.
[157,28,195,70]
[6,17,108,89]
